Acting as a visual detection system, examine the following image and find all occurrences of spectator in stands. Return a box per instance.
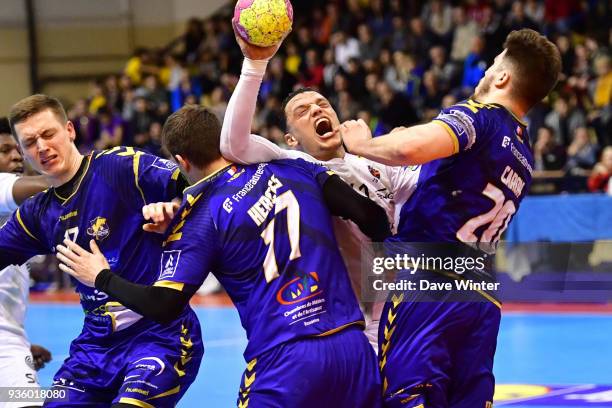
[422,0,453,44]
[588,146,612,193]
[534,126,567,171]
[544,95,587,146]
[450,6,479,62]
[88,82,106,115]
[299,49,324,89]
[357,24,381,61]
[461,36,488,93]
[94,107,124,150]
[332,31,360,70]
[565,126,598,175]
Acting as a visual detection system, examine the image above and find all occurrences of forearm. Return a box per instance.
[95,269,194,324]
[220,58,284,163]
[348,123,454,166]
[321,174,391,241]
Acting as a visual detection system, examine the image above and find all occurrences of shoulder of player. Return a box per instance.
[92,146,156,166]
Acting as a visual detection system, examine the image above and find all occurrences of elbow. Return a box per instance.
[151,304,185,325]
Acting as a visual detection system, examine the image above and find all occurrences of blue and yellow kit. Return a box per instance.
[156,158,381,407]
[380,100,534,408]
[0,147,203,407]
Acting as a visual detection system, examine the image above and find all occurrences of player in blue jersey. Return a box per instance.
[55,105,391,407]
[341,29,562,407]
[0,95,203,407]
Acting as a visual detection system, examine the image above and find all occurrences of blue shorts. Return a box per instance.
[379,293,500,408]
[44,308,203,407]
[238,325,382,408]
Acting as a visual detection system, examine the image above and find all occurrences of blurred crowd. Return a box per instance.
[67,0,611,193]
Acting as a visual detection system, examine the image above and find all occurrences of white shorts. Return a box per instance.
[0,334,40,408]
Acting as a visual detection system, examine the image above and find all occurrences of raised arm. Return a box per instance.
[340,119,455,166]
[220,32,303,163]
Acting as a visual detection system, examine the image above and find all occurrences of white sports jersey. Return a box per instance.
[0,264,29,338]
[0,173,18,216]
[220,58,421,313]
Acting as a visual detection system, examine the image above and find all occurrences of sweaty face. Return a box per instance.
[14,109,77,179]
[0,134,23,174]
[284,91,342,160]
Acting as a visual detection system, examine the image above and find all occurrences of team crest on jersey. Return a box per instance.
[87,217,110,241]
[276,271,322,305]
[227,166,246,182]
[368,165,381,179]
[159,250,181,280]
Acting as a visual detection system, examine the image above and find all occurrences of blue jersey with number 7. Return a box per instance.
[155,159,364,361]
[393,99,534,245]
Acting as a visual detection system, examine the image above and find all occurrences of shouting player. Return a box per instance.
[0,95,203,407]
[0,117,51,408]
[341,29,562,408]
[55,105,389,407]
[220,30,420,348]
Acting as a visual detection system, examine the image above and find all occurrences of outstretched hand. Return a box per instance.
[232,21,288,61]
[56,239,109,287]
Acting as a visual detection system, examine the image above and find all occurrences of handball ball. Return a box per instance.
[233,0,293,47]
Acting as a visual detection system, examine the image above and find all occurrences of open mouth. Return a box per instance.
[315,118,333,137]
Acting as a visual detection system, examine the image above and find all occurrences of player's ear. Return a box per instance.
[495,70,511,89]
[66,120,76,142]
[174,154,190,173]
[285,132,298,148]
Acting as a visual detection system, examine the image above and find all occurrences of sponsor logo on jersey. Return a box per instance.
[276,271,322,305]
[232,163,267,203]
[87,217,110,241]
[151,157,178,171]
[368,165,381,179]
[223,197,233,213]
[159,250,181,280]
[502,136,511,148]
[25,355,35,370]
[132,356,166,376]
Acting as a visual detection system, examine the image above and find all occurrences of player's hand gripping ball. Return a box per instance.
[233,0,293,47]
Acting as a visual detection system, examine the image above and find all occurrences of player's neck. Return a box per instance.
[188,156,232,184]
[316,146,345,162]
[51,148,84,187]
[478,94,527,119]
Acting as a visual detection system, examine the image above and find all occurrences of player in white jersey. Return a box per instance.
[219,33,420,348]
[0,117,50,408]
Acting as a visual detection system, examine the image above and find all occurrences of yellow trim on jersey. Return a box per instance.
[118,397,155,408]
[53,154,92,204]
[432,120,460,154]
[314,320,365,337]
[489,103,528,126]
[184,163,235,194]
[171,168,181,180]
[133,151,147,205]
[154,280,185,291]
[16,208,39,241]
[148,385,180,400]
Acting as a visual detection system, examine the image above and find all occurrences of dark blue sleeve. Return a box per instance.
[432,100,493,154]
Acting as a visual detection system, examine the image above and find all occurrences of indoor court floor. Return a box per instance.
[25,301,612,407]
